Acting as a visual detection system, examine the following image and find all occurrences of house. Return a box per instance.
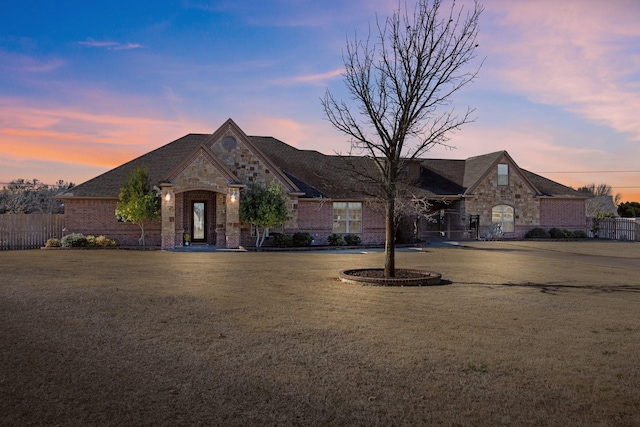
[58,119,587,248]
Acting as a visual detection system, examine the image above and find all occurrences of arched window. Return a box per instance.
[492,205,514,233]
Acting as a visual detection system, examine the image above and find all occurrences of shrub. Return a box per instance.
[525,228,550,239]
[61,233,88,247]
[86,235,97,247]
[96,235,109,247]
[45,238,61,248]
[272,233,293,248]
[572,230,588,238]
[292,232,313,247]
[549,228,566,239]
[95,235,118,247]
[327,233,345,246]
[344,234,361,246]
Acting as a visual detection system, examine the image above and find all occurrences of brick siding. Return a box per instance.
[64,199,161,246]
[539,198,587,231]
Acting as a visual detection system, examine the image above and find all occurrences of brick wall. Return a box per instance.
[295,199,385,245]
[540,198,587,230]
[64,198,161,246]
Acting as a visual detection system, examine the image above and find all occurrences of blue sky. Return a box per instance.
[1,0,639,201]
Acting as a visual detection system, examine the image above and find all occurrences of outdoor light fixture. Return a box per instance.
[165,193,171,202]
[229,188,239,203]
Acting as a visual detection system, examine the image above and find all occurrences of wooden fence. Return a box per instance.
[0,214,65,250]
[597,218,639,242]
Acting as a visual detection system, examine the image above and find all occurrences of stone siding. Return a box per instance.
[171,149,232,192]
[464,161,539,237]
[208,132,274,185]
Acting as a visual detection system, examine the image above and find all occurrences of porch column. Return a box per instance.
[160,182,176,250]
[225,185,243,248]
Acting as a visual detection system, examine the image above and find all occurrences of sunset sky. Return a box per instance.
[1,0,639,201]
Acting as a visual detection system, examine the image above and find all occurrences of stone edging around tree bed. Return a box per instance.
[339,269,442,286]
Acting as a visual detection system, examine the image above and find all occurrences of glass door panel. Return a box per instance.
[193,202,205,241]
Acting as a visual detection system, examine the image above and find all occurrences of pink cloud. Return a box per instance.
[482,0,640,140]
[293,68,343,84]
[0,96,207,184]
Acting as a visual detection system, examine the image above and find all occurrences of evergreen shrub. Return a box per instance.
[292,232,313,247]
[327,233,345,246]
[344,234,361,246]
[524,228,550,239]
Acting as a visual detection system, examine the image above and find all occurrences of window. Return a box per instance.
[498,164,509,186]
[333,202,362,233]
[492,205,514,233]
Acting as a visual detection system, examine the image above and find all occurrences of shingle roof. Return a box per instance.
[60,130,584,201]
[418,159,466,196]
[59,134,211,198]
[521,170,585,198]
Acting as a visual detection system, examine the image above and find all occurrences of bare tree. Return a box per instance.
[577,183,622,205]
[0,179,74,214]
[322,0,483,276]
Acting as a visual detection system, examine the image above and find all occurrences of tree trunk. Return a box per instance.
[384,198,396,277]
[255,228,262,248]
[138,222,145,246]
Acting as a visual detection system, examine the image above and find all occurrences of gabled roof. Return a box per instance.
[58,133,211,198]
[59,120,585,201]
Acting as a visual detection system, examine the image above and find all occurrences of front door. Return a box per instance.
[192,201,206,243]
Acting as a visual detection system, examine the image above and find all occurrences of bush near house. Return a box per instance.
[59,233,118,248]
[327,233,345,246]
[549,228,567,239]
[344,234,361,246]
[61,233,89,247]
[292,232,313,247]
[271,233,293,248]
[45,238,62,248]
[524,228,551,239]
[525,227,587,239]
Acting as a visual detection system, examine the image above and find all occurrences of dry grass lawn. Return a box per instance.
[1,241,639,426]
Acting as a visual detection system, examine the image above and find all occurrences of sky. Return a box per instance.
[1,0,639,202]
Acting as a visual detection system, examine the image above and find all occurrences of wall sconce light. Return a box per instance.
[165,193,171,202]
[229,187,239,203]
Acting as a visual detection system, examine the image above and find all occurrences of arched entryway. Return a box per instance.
[177,190,219,245]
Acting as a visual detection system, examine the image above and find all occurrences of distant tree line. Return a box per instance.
[576,182,639,218]
[0,179,74,214]
[618,201,640,218]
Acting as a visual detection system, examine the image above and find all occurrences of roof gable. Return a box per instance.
[206,119,301,194]
[168,145,241,193]
[463,151,540,195]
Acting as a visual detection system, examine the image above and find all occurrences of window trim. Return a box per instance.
[333,201,363,234]
[498,163,509,186]
[492,204,514,233]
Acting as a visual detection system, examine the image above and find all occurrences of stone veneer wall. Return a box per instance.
[64,199,161,246]
[208,133,275,185]
[172,150,234,192]
[464,166,539,238]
